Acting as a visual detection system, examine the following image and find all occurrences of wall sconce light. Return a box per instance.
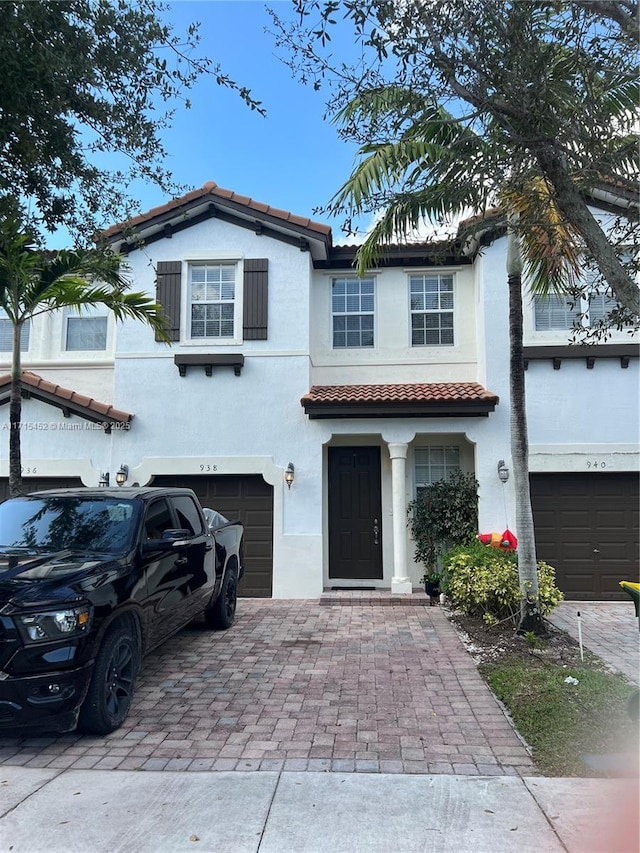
[115,464,129,487]
[285,462,295,490]
[497,459,509,483]
[98,472,110,487]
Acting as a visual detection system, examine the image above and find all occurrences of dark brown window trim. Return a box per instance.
[523,343,639,370]
[174,353,244,377]
[120,206,326,255]
[302,401,496,419]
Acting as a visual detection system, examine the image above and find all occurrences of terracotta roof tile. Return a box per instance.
[301,382,499,405]
[0,371,133,424]
[102,181,332,240]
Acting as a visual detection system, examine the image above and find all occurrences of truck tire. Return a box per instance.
[204,568,237,630]
[77,624,139,734]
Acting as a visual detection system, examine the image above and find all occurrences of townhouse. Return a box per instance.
[1,182,637,599]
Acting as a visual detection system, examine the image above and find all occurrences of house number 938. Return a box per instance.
[199,464,218,472]
[586,461,606,469]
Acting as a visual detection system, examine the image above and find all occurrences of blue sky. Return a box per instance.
[135,1,365,240]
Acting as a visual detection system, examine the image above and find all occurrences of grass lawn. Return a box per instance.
[481,658,638,776]
[451,612,639,777]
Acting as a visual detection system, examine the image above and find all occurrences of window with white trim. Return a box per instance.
[533,290,624,330]
[189,263,236,339]
[0,311,29,352]
[414,446,461,495]
[410,274,454,345]
[534,256,634,332]
[332,277,375,348]
[65,306,108,351]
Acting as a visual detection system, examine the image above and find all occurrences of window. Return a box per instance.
[533,290,623,330]
[0,312,29,353]
[144,499,174,540]
[332,277,375,348]
[415,446,461,494]
[410,274,454,345]
[65,307,108,351]
[171,496,204,536]
[189,263,236,339]
[533,256,634,332]
[587,291,621,324]
[533,294,579,330]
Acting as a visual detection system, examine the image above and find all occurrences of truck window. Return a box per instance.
[171,495,204,536]
[144,499,174,540]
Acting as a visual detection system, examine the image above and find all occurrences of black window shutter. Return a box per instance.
[243,259,268,340]
[155,261,181,342]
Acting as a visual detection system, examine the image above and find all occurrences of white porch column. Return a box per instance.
[387,442,412,595]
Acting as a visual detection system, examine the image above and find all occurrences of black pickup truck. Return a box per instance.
[0,487,243,735]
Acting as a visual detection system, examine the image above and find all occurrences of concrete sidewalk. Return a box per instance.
[1,766,638,853]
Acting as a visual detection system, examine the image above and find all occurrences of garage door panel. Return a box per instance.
[531,472,639,600]
[594,511,628,530]
[562,574,596,595]
[559,543,594,561]
[152,474,273,598]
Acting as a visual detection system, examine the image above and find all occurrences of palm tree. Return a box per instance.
[327,90,595,634]
[0,215,169,496]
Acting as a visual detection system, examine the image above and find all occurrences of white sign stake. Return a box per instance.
[577,610,584,662]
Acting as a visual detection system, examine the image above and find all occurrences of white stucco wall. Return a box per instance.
[309,263,478,385]
[1,204,636,598]
[479,231,640,535]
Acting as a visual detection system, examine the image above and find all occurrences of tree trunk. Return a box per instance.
[536,146,640,316]
[9,321,23,497]
[507,231,547,636]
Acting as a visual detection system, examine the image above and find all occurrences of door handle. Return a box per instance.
[175,557,188,566]
[373,518,379,545]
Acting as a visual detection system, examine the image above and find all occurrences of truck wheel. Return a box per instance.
[204,568,237,630]
[77,625,139,734]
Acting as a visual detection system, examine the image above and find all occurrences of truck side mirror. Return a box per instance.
[141,529,192,554]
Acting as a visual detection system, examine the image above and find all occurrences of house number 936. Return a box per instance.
[586,461,606,469]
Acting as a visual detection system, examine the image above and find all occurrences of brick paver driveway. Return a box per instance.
[0,599,535,775]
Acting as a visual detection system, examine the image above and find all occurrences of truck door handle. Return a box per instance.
[373,518,379,545]
[174,557,188,566]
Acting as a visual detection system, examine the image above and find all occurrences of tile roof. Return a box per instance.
[102,181,332,241]
[0,371,133,428]
[301,383,499,419]
[302,382,498,404]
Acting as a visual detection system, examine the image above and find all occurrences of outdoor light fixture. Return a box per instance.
[497,460,510,483]
[285,462,295,490]
[115,464,129,487]
[98,472,110,488]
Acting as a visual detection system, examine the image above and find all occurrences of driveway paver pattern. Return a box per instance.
[0,599,536,775]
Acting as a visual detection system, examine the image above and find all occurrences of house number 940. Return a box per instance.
[586,461,606,469]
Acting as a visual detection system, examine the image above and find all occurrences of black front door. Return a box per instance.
[328,446,383,580]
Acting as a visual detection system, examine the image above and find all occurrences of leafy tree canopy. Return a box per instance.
[270,0,639,325]
[0,0,264,243]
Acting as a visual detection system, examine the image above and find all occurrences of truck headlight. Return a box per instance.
[17,606,92,644]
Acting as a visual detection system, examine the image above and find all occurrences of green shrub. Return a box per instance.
[443,540,563,624]
[407,470,478,579]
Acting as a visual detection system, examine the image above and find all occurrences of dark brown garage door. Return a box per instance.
[151,475,273,598]
[0,476,84,501]
[530,472,639,600]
